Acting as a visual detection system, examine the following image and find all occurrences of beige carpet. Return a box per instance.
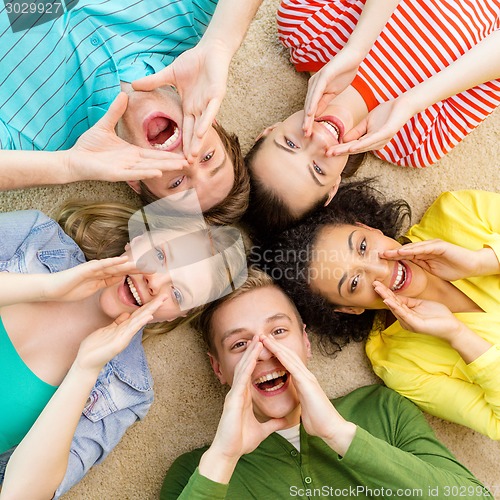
[1,1,499,497]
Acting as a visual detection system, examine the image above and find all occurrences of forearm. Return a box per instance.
[0,273,50,306]
[0,150,73,190]
[199,0,263,55]
[2,364,99,499]
[402,30,500,115]
[343,0,400,62]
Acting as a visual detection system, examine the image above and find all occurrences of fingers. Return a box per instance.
[326,121,367,156]
[132,68,174,92]
[232,336,262,390]
[372,281,418,310]
[380,240,445,260]
[98,92,129,130]
[260,334,309,380]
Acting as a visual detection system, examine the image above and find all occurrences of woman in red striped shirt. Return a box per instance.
[244,0,500,238]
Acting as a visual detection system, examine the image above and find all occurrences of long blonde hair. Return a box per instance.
[55,201,247,339]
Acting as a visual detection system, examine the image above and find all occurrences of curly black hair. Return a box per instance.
[250,178,411,354]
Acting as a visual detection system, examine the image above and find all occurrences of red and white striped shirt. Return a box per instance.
[277,0,500,167]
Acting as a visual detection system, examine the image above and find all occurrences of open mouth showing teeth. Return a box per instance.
[254,370,288,393]
[126,276,143,306]
[391,262,407,291]
[319,120,340,141]
[146,116,180,150]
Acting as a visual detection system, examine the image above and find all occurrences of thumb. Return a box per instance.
[132,66,175,92]
[342,119,368,142]
[98,92,129,130]
[113,312,131,326]
[261,418,289,437]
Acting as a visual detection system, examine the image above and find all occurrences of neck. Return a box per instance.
[417,275,482,313]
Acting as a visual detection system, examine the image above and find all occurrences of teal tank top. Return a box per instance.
[0,316,58,453]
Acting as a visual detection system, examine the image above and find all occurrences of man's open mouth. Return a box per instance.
[253,370,289,393]
[143,113,181,151]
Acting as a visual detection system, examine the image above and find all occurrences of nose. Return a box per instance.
[143,272,170,297]
[362,255,391,283]
[309,123,331,154]
[257,337,274,361]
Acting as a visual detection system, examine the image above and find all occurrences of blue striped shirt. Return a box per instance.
[0,0,218,151]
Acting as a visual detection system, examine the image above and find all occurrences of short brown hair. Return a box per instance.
[243,137,366,240]
[193,267,303,356]
[138,122,250,225]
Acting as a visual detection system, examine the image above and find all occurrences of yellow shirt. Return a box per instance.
[366,190,500,439]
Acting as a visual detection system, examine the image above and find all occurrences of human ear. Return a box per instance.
[255,123,279,141]
[208,352,227,385]
[324,176,341,206]
[126,180,141,194]
[355,222,383,235]
[333,306,365,315]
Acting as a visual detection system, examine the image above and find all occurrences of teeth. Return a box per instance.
[254,370,286,385]
[152,126,180,150]
[263,380,285,392]
[391,262,407,291]
[126,276,143,306]
[320,120,339,140]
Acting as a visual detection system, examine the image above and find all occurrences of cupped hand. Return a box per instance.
[210,337,288,461]
[327,96,413,156]
[303,49,361,136]
[133,41,232,160]
[42,256,136,302]
[373,281,462,340]
[380,240,489,281]
[260,334,342,442]
[75,295,166,373]
[68,92,188,182]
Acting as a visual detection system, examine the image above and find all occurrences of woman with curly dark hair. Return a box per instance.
[255,179,500,440]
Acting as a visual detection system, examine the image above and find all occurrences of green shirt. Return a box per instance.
[161,385,491,499]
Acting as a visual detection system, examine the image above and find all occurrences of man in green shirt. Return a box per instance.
[161,269,491,499]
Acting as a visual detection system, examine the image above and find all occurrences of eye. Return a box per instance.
[285,137,297,149]
[201,150,214,162]
[230,340,248,351]
[350,275,360,293]
[272,328,287,336]
[359,238,367,256]
[155,247,165,262]
[313,162,324,175]
[169,176,184,189]
[171,286,183,306]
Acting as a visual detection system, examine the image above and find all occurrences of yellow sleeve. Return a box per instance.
[369,340,500,440]
[406,190,500,260]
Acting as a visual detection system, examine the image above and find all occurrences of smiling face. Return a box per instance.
[99,228,221,323]
[308,224,431,313]
[208,286,310,424]
[250,110,349,217]
[116,85,235,211]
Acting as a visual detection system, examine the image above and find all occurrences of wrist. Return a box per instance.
[60,149,80,183]
[475,247,500,276]
[198,446,239,484]
[322,420,357,457]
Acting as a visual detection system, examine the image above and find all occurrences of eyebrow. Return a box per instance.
[337,230,357,297]
[219,313,293,345]
[273,139,324,186]
[210,151,227,178]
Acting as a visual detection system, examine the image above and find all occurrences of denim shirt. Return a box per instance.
[0,210,154,497]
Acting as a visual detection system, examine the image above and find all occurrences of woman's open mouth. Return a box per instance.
[253,370,289,396]
[316,115,344,144]
[119,275,143,307]
[143,113,181,151]
[390,261,412,292]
